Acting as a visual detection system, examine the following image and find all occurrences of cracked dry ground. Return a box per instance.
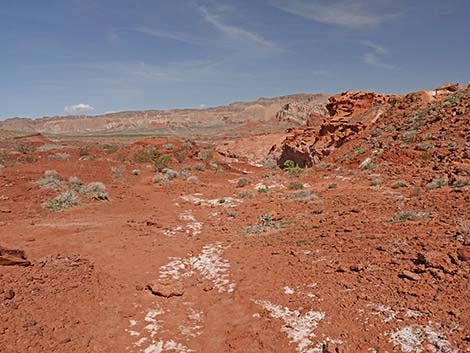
[1,157,469,353]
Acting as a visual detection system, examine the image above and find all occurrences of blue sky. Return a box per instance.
[1,0,469,119]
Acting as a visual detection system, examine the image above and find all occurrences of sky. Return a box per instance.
[1,0,469,119]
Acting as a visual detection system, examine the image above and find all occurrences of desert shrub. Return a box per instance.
[451,178,469,188]
[131,169,140,176]
[210,162,224,172]
[416,141,433,151]
[45,190,79,211]
[68,176,83,191]
[372,128,383,137]
[179,166,191,177]
[163,143,174,151]
[103,144,119,153]
[182,140,193,150]
[425,178,447,190]
[111,166,125,179]
[370,179,381,187]
[392,181,406,189]
[154,175,169,184]
[193,163,205,171]
[48,153,70,161]
[286,190,317,203]
[241,214,279,235]
[80,182,109,200]
[18,144,36,154]
[403,130,417,143]
[186,175,198,184]
[197,150,213,162]
[25,156,37,163]
[389,97,398,106]
[328,183,337,189]
[283,160,302,175]
[37,170,64,190]
[238,190,254,199]
[288,181,304,190]
[257,186,269,194]
[134,149,158,163]
[237,178,250,188]
[154,155,171,172]
[390,211,426,223]
[162,168,178,180]
[173,150,186,163]
[79,147,89,157]
[227,211,237,218]
[354,146,365,155]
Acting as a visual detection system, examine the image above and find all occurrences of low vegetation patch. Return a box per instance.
[283,160,302,175]
[390,210,427,223]
[37,170,65,190]
[425,178,447,190]
[237,178,250,188]
[288,181,304,190]
[286,190,317,203]
[48,152,70,161]
[45,190,79,211]
[241,214,279,235]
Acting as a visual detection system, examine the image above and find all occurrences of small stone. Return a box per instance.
[4,289,15,300]
[457,247,470,262]
[401,270,421,281]
[22,320,37,328]
[147,280,184,298]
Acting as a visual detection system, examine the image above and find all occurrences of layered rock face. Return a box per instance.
[269,91,386,167]
[269,84,469,169]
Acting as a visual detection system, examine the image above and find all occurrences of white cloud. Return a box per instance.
[132,27,203,46]
[64,103,95,115]
[271,0,396,28]
[197,5,275,50]
[361,40,394,69]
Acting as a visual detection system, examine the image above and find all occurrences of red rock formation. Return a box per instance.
[326,91,392,118]
[269,118,365,167]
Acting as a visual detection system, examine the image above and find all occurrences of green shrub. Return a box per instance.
[111,166,125,179]
[392,181,406,189]
[425,178,447,190]
[80,182,109,200]
[370,179,381,187]
[37,170,64,190]
[79,147,89,157]
[283,160,302,175]
[288,181,304,190]
[238,190,254,199]
[173,150,186,163]
[237,178,250,188]
[45,190,79,211]
[354,146,365,155]
[154,155,171,172]
[390,211,426,223]
[134,149,158,163]
[103,144,119,153]
[197,150,213,162]
[193,163,205,171]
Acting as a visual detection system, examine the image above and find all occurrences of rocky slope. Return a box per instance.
[269,84,470,181]
[0,93,328,136]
